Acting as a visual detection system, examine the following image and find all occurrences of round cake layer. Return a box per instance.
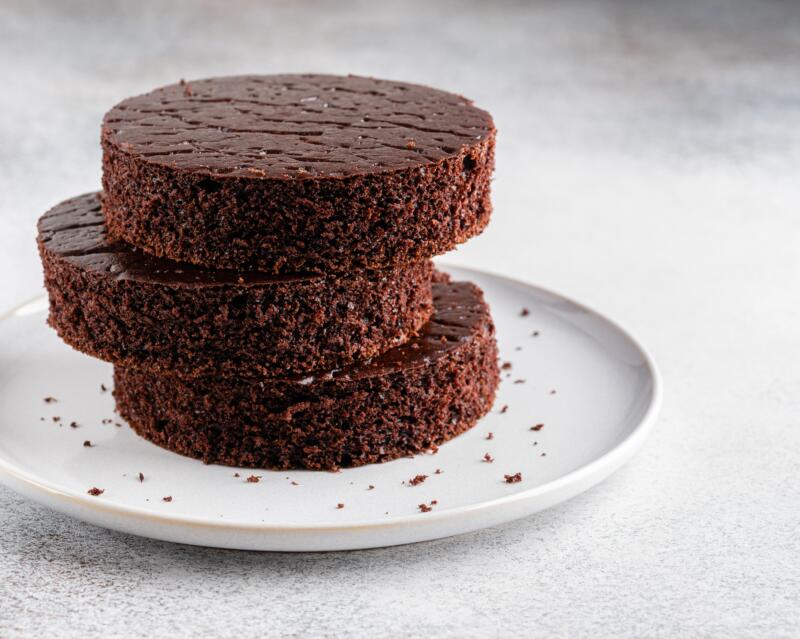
[38,192,434,378]
[113,281,500,470]
[101,74,495,273]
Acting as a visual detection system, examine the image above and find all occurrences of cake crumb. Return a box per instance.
[102,418,112,424]
[43,396,57,403]
[513,379,525,384]
[291,481,299,486]
[549,389,557,395]
[504,472,522,484]
[408,474,428,486]
[499,405,508,414]
[418,503,433,513]
[138,472,144,483]
[486,432,494,440]
[541,452,547,457]
[532,331,540,337]
[434,469,443,475]
[520,308,530,317]
[234,473,240,478]
[336,503,345,509]
[69,421,79,429]
[367,485,375,490]
[83,440,93,448]
[501,362,512,370]
[87,487,104,496]
[52,416,61,423]
[483,452,494,463]
[162,496,173,502]
[531,423,544,431]
[100,384,108,392]
[246,475,261,483]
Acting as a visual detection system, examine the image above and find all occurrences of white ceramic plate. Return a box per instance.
[0,266,660,551]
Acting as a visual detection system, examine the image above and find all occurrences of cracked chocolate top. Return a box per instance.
[38,193,320,286]
[102,74,494,179]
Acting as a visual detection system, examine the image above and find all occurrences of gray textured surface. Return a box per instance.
[1,0,799,636]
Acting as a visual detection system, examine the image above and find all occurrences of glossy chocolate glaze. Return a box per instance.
[37,193,320,287]
[102,74,494,179]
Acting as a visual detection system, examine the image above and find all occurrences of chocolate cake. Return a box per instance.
[102,74,495,273]
[113,281,499,470]
[38,193,434,378]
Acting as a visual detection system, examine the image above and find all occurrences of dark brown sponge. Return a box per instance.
[101,74,495,273]
[113,281,500,470]
[38,193,434,378]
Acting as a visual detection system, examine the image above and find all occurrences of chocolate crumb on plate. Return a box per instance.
[418,503,433,513]
[69,421,79,428]
[531,423,544,431]
[483,452,494,463]
[83,440,92,447]
[486,432,494,440]
[367,485,375,490]
[520,308,530,317]
[100,384,108,392]
[138,472,144,482]
[162,496,173,502]
[87,487,104,496]
[246,475,261,483]
[513,379,525,384]
[501,361,512,370]
[336,503,345,509]
[408,474,428,486]
[434,469,443,475]
[532,331,540,337]
[52,416,60,423]
[499,405,508,414]
[504,472,522,484]
[43,396,57,403]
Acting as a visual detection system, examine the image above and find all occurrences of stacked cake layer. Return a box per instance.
[38,74,500,470]
[38,193,434,378]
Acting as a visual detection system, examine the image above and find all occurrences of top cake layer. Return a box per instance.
[103,74,494,179]
[102,74,495,273]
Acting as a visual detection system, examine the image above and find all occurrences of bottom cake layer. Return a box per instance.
[113,281,499,470]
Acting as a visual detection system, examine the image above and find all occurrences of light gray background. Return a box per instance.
[1,1,799,636]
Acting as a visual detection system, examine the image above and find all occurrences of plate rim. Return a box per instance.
[0,265,663,535]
